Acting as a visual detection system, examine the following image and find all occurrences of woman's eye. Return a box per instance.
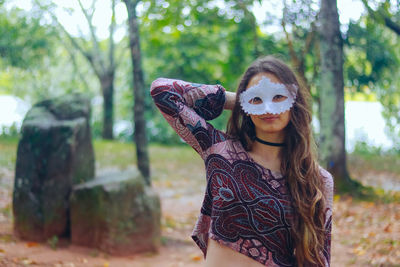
[273,95,287,102]
[250,97,263,104]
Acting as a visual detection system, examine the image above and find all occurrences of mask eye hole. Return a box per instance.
[273,95,287,102]
[249,97,263,104]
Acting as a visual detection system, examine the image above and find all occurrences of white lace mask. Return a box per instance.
[239,76,298,115]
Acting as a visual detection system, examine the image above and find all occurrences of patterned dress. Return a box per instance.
[150,78,333,267]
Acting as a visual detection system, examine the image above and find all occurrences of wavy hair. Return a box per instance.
[226,56,327,266]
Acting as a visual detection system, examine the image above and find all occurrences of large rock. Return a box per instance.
[13,93,94,241]
[70,168,161,255]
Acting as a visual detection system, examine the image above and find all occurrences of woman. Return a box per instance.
[150,56,333,267]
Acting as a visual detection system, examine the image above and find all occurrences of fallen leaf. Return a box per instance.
[333,195,340,202]
[362,202,374,208]
[353,246,366,256]
[368,231,376,238]
[383,223,393,233]
[190,253,202,261]
[21,258,36,265]
[26,242,40,248]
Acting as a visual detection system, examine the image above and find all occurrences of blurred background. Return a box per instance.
[0,0,399,266]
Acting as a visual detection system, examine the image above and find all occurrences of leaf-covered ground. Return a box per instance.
[0,139,399,266]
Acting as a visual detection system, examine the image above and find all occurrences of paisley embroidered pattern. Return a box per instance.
[205,154,295,266]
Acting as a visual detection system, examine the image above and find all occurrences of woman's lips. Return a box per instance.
[260,116,279,122]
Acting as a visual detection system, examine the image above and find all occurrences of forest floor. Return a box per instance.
[0,139,399,267]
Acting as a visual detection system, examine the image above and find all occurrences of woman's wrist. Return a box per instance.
[224,91,236,110]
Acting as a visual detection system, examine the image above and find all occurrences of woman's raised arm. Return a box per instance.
[150,78,227,160]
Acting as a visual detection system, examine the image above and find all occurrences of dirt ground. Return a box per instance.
[0,166,399,267]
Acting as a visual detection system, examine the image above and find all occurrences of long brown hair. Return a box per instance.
[227,56,327,266]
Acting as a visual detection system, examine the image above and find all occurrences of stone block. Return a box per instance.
[13,93,94,241]
[70,168,161,255]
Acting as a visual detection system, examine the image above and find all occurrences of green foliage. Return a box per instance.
[141,0,283,92]
[147,112,185,145]
[91,119,104,140]
[141,1,233,86]
[0,7,56,68]
[361,0,400,35]
[353,140,385,156]
[47,235,59,250]
[345,17,398,90]
[345,14,400,144]
[0,6,77,99]
[0,123,19,138]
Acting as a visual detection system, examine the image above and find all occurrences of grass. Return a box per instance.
[94,140,201,169]
[345,144,400,203]
[94,140,137,169]
[93,140,203,183]
[0,137,18,171]
[338,180,400,204]
[348,141,400,174]
[348,152,400,175]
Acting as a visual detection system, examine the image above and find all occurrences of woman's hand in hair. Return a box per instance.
[224,91,236,110]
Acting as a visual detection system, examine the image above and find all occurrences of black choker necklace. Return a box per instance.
[255,137,285,147]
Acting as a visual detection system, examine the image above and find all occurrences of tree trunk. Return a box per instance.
[124,0,151,185]
[101,73,114,140]
[319,0,358,192]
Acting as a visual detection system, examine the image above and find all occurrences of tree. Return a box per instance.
[319,0,359,191]
[123,0,150,185]
[34,0,121,139]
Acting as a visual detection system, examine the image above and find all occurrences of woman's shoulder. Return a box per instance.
[318,166,333,179]
[318,166,334,195]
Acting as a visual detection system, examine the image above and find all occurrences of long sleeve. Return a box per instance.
[150,78,227,160]
[320,168,334,267]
